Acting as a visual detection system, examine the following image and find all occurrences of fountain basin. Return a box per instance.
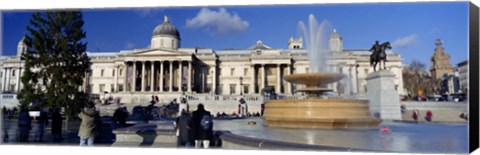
[264,98,382,129]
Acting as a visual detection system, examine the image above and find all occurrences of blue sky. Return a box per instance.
[1,2,469,69]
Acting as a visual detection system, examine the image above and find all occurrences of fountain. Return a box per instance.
[263,14,382,129]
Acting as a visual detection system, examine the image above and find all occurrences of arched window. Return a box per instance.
[172,39,175,48]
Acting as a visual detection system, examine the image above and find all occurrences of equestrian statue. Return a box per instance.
[369,40,392,72]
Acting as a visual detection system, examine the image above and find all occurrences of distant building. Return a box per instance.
[457,60,468,93]
[440,73,460,95]
[430,39,454,80]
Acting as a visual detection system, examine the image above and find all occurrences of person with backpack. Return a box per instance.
[191,104,213,148]
[78,101,99,146]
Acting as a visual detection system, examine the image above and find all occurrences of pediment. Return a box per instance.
[129,49,190,56]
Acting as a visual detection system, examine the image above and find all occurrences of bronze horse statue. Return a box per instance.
[370,41,391,72]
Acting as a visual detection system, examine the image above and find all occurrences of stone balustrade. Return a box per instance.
[184,94,264,115]
[185,94,262,103]
[0,94,19,108]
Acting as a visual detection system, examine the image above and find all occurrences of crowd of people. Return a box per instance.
[2,107,19,118]
[215,111,261,118]
[10,106,63,143]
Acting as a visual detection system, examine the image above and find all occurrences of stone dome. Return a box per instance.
[152,16,180,39]
[330,29,342,40]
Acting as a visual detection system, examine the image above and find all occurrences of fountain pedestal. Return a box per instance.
[365,70,402,120]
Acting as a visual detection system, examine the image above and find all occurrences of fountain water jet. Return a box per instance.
[263,14,382,129]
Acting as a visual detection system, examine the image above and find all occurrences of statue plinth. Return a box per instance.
[365,70,402,120]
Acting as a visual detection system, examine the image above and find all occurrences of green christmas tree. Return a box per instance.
[18,11,91,117]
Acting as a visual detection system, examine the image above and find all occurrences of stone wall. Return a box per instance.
[400,101,468,123]
[112,123,177,147]
[400,101,467,111]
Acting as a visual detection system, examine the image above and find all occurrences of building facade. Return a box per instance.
[457,60,468,93]
[0,16,405,108]
[440,73,460,95]
[430,39,455,80]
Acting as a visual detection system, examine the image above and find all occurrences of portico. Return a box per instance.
[122,50,194,93]
[250,62,292,95]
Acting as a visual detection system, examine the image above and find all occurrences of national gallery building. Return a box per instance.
[0,16,405,107]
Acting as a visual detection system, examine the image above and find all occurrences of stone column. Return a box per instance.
[16,67,21,93]
[5,68,10,92]
[114,65,119,93]
[276,64,281,94]
[201,66,205,93]
[260,64,265,91]
[351,65,358,94]
[187,61,192,93]
[141,61,146,92]
[212,65,217,95]
[1,67,6,92]
[123,62,128,92]
[160,61,164,92]
[178,61,182,92]
[250,64,255,94]
[151,61,155,92]
[132,61,137,92]
[288,64,293,94]
[169,60,173,92]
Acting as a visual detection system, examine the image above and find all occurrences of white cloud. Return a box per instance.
[185,8,249,35]
[125,42,135,49]
[392,34,418,49]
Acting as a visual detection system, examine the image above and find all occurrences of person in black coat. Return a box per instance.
[175,109,192,147]
[112,107,128,128]
[191,104,213,148]
[51,108,63,142]
[17,108,31,142]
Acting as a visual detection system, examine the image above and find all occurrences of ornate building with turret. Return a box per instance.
[430,39,454,80]
[0,16,405,112]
